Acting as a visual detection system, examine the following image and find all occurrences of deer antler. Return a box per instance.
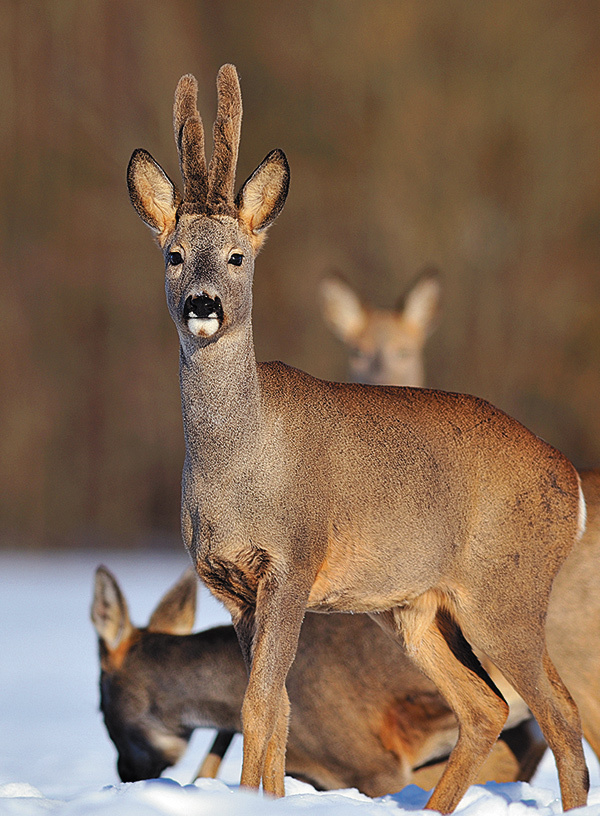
[206,64,242,216]
[173,65,242,217]
[173,74,208,208]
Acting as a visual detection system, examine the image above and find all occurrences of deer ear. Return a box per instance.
[148,568,197,635]
[399,268,442,336]
[127,148,181,246]
[91,566,134,650]
[236,149,289,252]
[319,274,368,342]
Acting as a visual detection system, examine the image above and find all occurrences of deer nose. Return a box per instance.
[182,292,224,338]
[183,293,223,321]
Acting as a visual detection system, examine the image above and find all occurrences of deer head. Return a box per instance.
[320,268,442,387]
[91,566,198,782]
[127,65,289,358]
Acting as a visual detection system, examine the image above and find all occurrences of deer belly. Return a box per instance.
[307,545,427,613]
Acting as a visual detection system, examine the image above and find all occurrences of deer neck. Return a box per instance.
[152,628,246,730]
[178,325,262,469]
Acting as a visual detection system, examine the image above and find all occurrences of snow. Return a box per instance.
[2,550,600,815]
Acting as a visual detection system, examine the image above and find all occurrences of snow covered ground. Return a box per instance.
[2,549,600,815]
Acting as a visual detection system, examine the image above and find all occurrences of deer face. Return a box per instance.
[91,566,200,782]
[127,66,289,350]
[162,214,255,348]
[99,665,191,782]
[100,646,192,782]
[346,310,426,387]
[320,269,441,388]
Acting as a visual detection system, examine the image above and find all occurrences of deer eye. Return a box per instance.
[228,252,244,267]
[168,250,183,266]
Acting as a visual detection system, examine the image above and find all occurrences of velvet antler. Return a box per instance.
[172,65,242,217]
[206,64,243,217]
[173,74,208,208]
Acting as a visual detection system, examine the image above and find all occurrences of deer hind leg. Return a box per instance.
[483,642,588,811]
[376,594,510,814]
[455,574,589,813]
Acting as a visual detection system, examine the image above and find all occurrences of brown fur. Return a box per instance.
[91,566,538,795]
[99,630,142,672]
[126,66,588,812]
[320,268,441,387]
[93,476,600,792]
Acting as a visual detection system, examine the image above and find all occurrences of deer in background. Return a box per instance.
[126,64,588,812]
[320,268,441,387]
[92,564,536,793]
[320,270,600,772]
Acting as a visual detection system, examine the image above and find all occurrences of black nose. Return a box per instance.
[183,293,223,321]
[117,754,168,783]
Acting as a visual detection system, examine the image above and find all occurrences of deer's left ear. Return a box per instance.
[399,268,442,336]
[148,568,197,635]
[236,149,289,252]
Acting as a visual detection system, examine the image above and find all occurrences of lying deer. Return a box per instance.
[126,65,588,812]
[92,470,600,793]
[320,268,441,387]
[92,564,536,794]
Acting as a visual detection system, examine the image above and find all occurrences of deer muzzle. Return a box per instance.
[183,292,224,338]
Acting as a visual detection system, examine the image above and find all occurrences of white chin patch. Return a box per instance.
[188,317,220,338]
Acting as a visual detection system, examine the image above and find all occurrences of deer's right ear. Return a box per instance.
[319,275,368,342]
[127,148,181,246]
[148,568,197,635]
[91,566,134,650]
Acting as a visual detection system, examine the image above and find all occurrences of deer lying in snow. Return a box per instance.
[92,564,538,793]
[126,64,588,812]
[93,471,600,793]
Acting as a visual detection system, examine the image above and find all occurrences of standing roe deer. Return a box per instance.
[126,65,588,812]
[92,468,600,793]
[92,564,537,794]
[320,268,441,387]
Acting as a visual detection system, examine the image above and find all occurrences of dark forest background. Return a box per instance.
[1,1,599,549]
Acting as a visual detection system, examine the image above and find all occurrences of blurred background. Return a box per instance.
[1,0,599,550]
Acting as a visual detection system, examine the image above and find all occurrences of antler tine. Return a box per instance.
[206,64,242,217]
[173,74,207,207]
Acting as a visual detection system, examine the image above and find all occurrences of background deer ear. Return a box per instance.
[91,566,133,650]
[236,149,289,251]
[147,568,197,635]
[127,148,181,246]
[399,268,442,336]
[319,274,368,342]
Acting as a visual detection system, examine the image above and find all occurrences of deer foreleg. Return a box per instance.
[193,730,235,781]
[238,575,309,796]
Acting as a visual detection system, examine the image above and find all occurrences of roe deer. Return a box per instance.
[126,65,588,812]
[91,564,536,794]
[320,270,600,774]
[320,268,441,387]
[92,470,600,794]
